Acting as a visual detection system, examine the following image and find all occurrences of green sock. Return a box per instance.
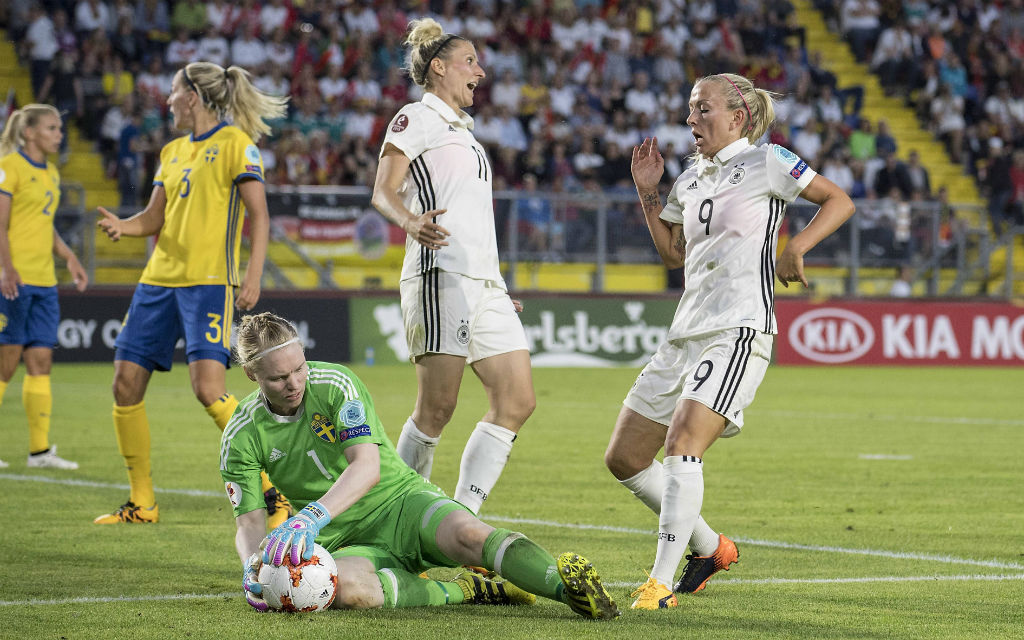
[482,529,566,603]
[376,568,465,607]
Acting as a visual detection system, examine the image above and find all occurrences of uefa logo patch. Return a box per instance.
[391,114,409,132]
[790,160,808,179]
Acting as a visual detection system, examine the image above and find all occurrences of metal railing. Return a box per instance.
[71,183,1020,298]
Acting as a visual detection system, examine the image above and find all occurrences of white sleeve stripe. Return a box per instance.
[308,368,359,398]
[219,397,262,471]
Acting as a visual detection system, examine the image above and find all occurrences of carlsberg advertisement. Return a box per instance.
[349,297,678,367]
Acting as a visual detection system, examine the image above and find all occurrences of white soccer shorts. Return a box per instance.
[623,328,773,437]
[399,270,528,364]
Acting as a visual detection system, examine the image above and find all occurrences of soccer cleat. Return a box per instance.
[556,552,620,619]
[674,534,739,593]
[630,577,678,609]
[0,458,8,469]
[26,445,79,470]
[93,501,159,524]
[453,570,536,606]
[264,487,293,530]
[462,564,498,579]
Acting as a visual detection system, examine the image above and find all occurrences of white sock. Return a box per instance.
[619,460,664,513]
[395,417,440,480]
[619,459,719,555]
[650,455,704,587]
[453,421,516,514]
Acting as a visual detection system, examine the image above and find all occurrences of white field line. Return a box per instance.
[605,573,1024,589]
[4,473,1024,572]
[0,592,237,607]
[859,454,914,460]
[754,409,1024,427]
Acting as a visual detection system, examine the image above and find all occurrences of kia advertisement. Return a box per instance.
[776,300,1024,365]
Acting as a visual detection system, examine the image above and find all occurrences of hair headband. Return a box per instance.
[243,337,301,366]
[722,75,753,132]
[425,34,460,67]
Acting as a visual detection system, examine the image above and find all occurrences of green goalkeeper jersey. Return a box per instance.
[219,361,430,543]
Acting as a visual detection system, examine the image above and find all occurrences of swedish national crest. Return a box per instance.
[310,412,337,443]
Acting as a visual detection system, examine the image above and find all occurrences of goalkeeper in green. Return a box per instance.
[221,312,618,618]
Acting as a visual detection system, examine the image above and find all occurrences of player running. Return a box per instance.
[605,73,855,609]
[222,312,618,619]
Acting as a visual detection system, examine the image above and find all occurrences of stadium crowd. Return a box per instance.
[3,0,1024,264]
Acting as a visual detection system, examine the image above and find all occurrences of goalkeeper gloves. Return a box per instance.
[242,553,267,612]
[263,500,332,566]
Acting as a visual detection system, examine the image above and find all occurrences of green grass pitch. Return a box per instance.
[1,363,1022,639]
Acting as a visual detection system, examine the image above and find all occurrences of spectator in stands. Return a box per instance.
[23,4,58,99]
[52,9,77,57]
[344,0,380,36]
[75,0,111,38]
[260,0,293,37]
[170,0,207,37]
[135,0,170,56]
[871,19,918,94]
[231,24,268,71]
[196,25,229,68]
[625,71,658,119]
[102,53,134,106]
[848,116,876,160]
[841,0,880,62]
[874,119,897,156]
[930,83,967,164]
[905,150,931,198]
[164,28,198,67]
[890,264,914,297]
[36,51,81,160]
[516,172,557,255]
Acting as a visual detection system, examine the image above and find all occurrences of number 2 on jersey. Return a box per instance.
[42,190,54,216]
[698,198,713,235]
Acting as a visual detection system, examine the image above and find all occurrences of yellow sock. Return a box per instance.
[205,393,238,431]
[261,470,274,493]
[0,379,8,408]
[23,375,52,453]
[113,401,155,508]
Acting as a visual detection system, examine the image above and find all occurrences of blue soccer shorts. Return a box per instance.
[114,283,235,371]
[0,284,60,349]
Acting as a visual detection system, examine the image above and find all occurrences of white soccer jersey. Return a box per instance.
[380,92,504,287]
[659,139,816,340]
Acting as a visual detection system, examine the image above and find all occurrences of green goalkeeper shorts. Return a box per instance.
[322,488,472,573]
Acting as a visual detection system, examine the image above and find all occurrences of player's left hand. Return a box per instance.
[242,552,268,612]
[511,298,523,313]
[263,501,332,566]
[776,246,808,288]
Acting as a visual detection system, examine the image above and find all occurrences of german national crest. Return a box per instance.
[310,412,337,443]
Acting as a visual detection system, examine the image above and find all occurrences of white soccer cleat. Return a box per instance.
[26,445,79,470]
[0,458,8,469]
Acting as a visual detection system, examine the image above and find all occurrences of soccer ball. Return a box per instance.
[258,543,338,612]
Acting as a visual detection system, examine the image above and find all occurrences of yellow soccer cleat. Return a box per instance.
[630,576,678,610]
[453,570,536,606]
[93,501,159,524]
[264,487,292,530]
[556,552,620,619]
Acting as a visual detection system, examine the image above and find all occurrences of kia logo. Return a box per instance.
[788,308,875,363]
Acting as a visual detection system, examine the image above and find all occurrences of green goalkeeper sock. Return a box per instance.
[482,529,566,603]
[376,568,465,607]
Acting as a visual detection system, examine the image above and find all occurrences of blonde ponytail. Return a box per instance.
[701,73,779,144]
[404,18,464,88]
[0,104,60,157]
[183,62,288,142]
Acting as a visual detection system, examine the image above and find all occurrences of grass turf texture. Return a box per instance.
[1,363,1022,639]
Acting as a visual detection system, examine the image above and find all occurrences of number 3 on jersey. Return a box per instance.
[179,168,192,198]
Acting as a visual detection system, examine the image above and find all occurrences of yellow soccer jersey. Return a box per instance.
[0,150,60,287]
[141,122,264,287]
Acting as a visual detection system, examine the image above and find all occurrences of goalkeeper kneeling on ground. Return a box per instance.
[222,312,619,619]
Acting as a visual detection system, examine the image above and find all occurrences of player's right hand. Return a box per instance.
[96,206,123,241]
[0,267,21,300]
[404,209,450,250]
[243,552,268,612]
[631,137,665,192]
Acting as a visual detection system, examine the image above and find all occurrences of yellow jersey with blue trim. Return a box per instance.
[141,122,264,287]
[0,150,61,287]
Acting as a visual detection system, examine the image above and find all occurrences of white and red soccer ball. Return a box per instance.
[258,543,338,612]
